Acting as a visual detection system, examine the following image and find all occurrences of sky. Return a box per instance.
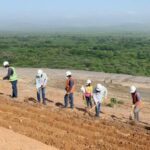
[0,0,150,31]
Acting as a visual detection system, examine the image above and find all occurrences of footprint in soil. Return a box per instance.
[55,102,64,108]
[111,115,118,119]
[24,97,37,103]
[145,126,150,130]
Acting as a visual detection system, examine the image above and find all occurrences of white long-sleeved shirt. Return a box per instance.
[36,73,48,89]
[93,86,108,104]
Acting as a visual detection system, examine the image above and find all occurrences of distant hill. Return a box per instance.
[0,22,150,33]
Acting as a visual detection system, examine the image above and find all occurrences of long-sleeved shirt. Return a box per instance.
[3,67,13,80]
[93,86,108,104]
[36,73,48,89]
[100,86,108,99]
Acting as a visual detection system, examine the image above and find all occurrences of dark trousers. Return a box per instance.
[11,80,18,98]
[95,102,101,117]
[85,96,93,108]
[64,93,74,109]
[37,87,46,104]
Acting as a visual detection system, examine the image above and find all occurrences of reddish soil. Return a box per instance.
[0,126,57,150]
[0,68,149,150]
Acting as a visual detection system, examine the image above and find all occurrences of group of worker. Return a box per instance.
[2,61,142,122]
[80,79,107,117]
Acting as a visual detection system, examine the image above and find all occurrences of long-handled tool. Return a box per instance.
[80,86,87,106]
[85,104,96,116]
[129,105,135,120]
[88,104,96,113]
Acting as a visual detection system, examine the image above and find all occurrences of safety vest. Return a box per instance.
[65,78,75,93]
[9,67,18,81]
[85,86,93,97]
[132,92,141,106]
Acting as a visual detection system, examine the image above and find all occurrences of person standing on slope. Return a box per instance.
[93,84,108,117]
[84,79,93,108]
[130,85,142,122]
[3,61,18,98]
[64,71,75,109]
[36,69,48,105]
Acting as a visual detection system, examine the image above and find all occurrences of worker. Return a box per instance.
[84,79,93,108]
[36,69,48,105]
[130,85,142,122]
[3,61,18,98]
[93,84,108,117]
[64,71,75,109]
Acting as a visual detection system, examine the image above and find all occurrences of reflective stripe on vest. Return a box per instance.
[9,67,18,81]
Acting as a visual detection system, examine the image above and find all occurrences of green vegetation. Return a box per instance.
[0,32,150,76]
[107,98,124,107]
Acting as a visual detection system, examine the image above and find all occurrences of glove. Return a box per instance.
[66,92,70,95]
[132,105,135,109]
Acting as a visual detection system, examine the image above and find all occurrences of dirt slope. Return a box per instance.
[0,68,150,150]
[0,126,57,150]
[0,95,149,150]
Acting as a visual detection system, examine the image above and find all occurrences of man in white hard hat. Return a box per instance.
[84,79,93,108]
[93,84,108,117]
[36,69,48,105]
[3,61,18,98]
[64,71,75,109]
[130,85,142,122]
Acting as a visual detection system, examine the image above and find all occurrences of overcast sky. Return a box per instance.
[0,0,150,30]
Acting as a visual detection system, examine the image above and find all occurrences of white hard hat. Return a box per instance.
[37,69,43,76]
[130,85,136,93]
[66,71,72,77]
[3,61,9,67]
[96,84,102,92]
[86,79,91,84]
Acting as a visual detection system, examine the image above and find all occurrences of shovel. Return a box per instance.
[129,105,135,120]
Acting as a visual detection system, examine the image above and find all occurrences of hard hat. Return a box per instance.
[130,85,136,93]
[96,84,103,92]
[86,79,91,84]
[3,61,9,67]
[37,69,43,76]
[66,71,72,77]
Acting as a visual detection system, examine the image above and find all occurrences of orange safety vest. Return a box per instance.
[65,78,75,93]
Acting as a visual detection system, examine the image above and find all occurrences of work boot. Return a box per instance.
[43,101,47,105]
